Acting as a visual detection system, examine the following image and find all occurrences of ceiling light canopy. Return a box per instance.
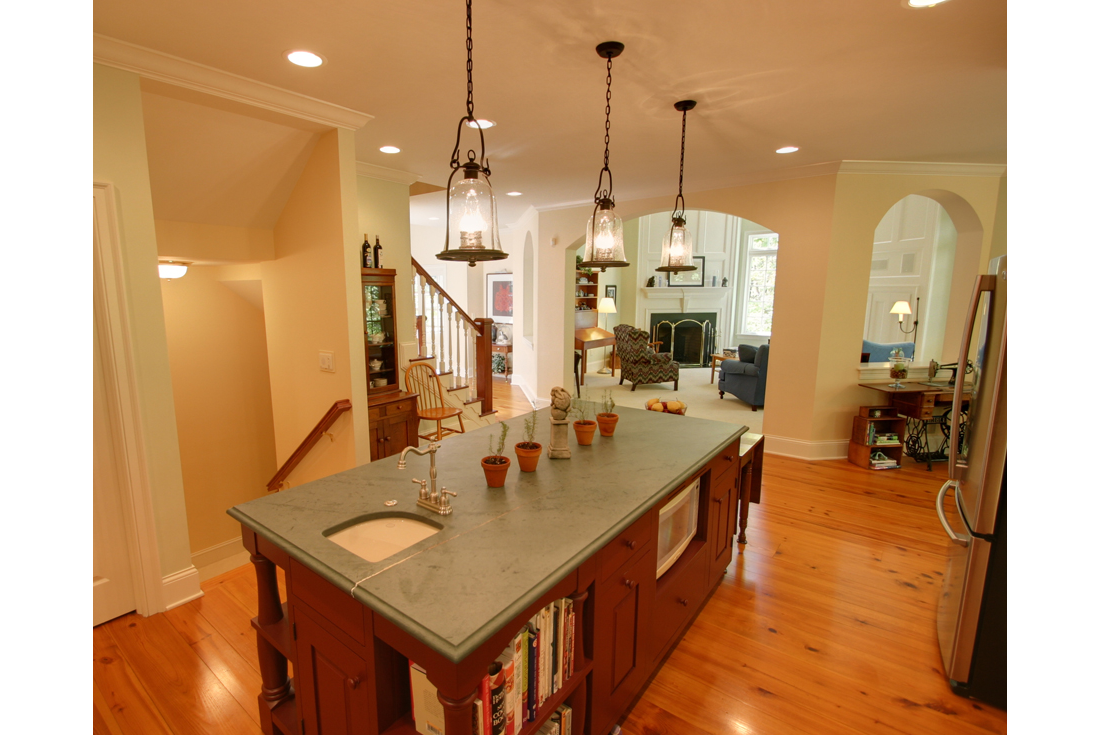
[579,41,629,272]
[506,191,522,197]
[379,145,401,154]
[776,146,799,154]
[657,100,698,274]
[437,0,506,267]
[907,0,951,6]
[465,119,496,129]
[286,50,324,67]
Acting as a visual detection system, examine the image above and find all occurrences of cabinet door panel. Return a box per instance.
[709,469,736,585]
[593,547,655,734]
[295,608,371,735]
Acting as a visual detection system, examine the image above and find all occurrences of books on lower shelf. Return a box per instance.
[409,597,576,735]
[870,458,899,469]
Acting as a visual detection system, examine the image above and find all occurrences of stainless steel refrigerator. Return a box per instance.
[935,254,1007,709]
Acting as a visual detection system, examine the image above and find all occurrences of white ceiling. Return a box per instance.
[95,0,1006,227]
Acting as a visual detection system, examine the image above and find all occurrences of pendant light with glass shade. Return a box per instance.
[579,42,629,272]
[656,100,697,273]
[436,0,507,267]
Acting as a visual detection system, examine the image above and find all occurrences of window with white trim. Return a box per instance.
[738,231,779,337]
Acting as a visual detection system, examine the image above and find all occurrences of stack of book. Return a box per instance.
[870,456,899,469]
[873,433,900,445]
[409,597,576,735]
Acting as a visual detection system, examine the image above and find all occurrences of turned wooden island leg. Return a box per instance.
[569,587,590,734]
[737,459,752,545]
[438,689,479,735]
[251,552,291,733]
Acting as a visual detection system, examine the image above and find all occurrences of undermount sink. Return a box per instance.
[325,513,443,562]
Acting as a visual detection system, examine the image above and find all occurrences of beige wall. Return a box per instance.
[263,129,366,484]
[94,63,194,578]
[160,264,277,553]
[155,219,274,263]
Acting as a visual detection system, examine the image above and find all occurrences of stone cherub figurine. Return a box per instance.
[548,387,572,459]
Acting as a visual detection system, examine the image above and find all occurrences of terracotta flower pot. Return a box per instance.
[596,413,619,437]
[481,456,511,487]
[573,420,597,446]
[514,442,543,472]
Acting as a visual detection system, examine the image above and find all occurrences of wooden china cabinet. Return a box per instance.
[363,268,418,460]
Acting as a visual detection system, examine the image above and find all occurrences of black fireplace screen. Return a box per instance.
[649,313,716,367]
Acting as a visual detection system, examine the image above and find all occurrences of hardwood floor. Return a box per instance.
[93,455,1006,735]
[490,376,535,420]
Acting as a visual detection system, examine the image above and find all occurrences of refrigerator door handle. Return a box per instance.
[936,480,969,547]
[948,274,996,477]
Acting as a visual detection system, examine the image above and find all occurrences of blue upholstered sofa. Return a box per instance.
[862,339,914,363]
[718,344,769,411]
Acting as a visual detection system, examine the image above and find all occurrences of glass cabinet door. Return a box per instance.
[363,279,398,395]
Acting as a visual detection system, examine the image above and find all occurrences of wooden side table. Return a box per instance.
[491,342,512,382]
[711,352,737,384]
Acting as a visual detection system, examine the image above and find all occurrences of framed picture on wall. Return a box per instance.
[669,256,705,287]
[486,272,514,324]
[605,284,617,303]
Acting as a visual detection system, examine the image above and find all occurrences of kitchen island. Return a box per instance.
[229,405,748,735]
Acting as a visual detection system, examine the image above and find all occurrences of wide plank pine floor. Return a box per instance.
[93,454,1007,735]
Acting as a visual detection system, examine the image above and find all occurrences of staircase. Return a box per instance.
[407,257,497,434]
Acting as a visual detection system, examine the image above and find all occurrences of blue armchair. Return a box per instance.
[862,339,914,363]
[718,344,769,411]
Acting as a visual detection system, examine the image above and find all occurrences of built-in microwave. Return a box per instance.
[655,478,700,578]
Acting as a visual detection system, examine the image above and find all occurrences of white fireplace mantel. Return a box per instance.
[639,286,730,315]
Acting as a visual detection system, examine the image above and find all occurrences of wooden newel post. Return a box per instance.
[474,317,494,415]
[251,553,290,709]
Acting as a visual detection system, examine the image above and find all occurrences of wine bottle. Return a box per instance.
[373,236,383,268]
[362,234,372,269]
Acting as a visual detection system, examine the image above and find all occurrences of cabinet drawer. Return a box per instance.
[652,542,709,657]
[598,511,654,583]
[707,439,741,482]
[290,559,370,647]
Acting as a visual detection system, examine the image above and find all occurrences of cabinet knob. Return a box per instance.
[724,455,735,462]
[713,497,721,504]
[623,578,637,590]
[347,676,360,689]
[678,598,689,607]
[385,436,391,441]
[624,539,637,550]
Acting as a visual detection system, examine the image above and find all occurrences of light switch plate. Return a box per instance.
[319,351,335,372]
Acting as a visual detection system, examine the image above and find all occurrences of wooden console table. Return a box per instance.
[858,382,970,470]
[574,327,616,387]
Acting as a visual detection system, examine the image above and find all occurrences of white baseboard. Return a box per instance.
[192,537,252,582]
[764,435,848,461]
[161,565,204,610]
[513,375,548,410]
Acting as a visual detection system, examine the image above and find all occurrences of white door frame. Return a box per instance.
[93,182,164,616]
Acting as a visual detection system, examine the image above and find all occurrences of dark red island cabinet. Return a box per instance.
[240,435,745,735]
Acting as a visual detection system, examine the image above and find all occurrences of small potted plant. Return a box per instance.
[481,423,510,487]
[596,389,618,437]
[514,412,542,472]
[571,391,597,446]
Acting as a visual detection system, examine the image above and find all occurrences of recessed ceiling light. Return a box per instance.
[907,0,950,6]
[776,146,799,154]
[465,119,496,129]
[506,191,523,197]
[379,146,401,154]
[286,50,324,67]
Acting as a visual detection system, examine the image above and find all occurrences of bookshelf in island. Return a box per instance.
[229,405,751,735]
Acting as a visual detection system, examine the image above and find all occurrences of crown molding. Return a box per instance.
[355,161,422,185]
[94,34,372,131]
[837,160,1006,177]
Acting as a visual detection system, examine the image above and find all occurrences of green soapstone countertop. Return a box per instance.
[227,404,746,663]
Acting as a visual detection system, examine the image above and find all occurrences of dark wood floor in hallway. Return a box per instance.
[93,454,1007,735]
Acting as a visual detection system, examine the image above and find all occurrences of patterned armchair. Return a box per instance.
[614,324,679,391]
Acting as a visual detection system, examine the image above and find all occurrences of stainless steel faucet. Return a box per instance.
[397,442,457,515]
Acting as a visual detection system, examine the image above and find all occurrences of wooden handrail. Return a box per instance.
[411,257,481,333]
[267,399,352,492]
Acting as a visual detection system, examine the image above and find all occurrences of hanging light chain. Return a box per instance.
[603,55,613,171]
[674,106,688,218]
[465,0,475,117]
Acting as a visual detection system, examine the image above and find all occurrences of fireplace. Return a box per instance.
[649,313,716,367]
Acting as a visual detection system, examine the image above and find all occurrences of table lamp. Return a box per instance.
[597,297,617,374]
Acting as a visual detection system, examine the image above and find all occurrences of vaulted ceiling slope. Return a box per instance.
[95,0,1006,225]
